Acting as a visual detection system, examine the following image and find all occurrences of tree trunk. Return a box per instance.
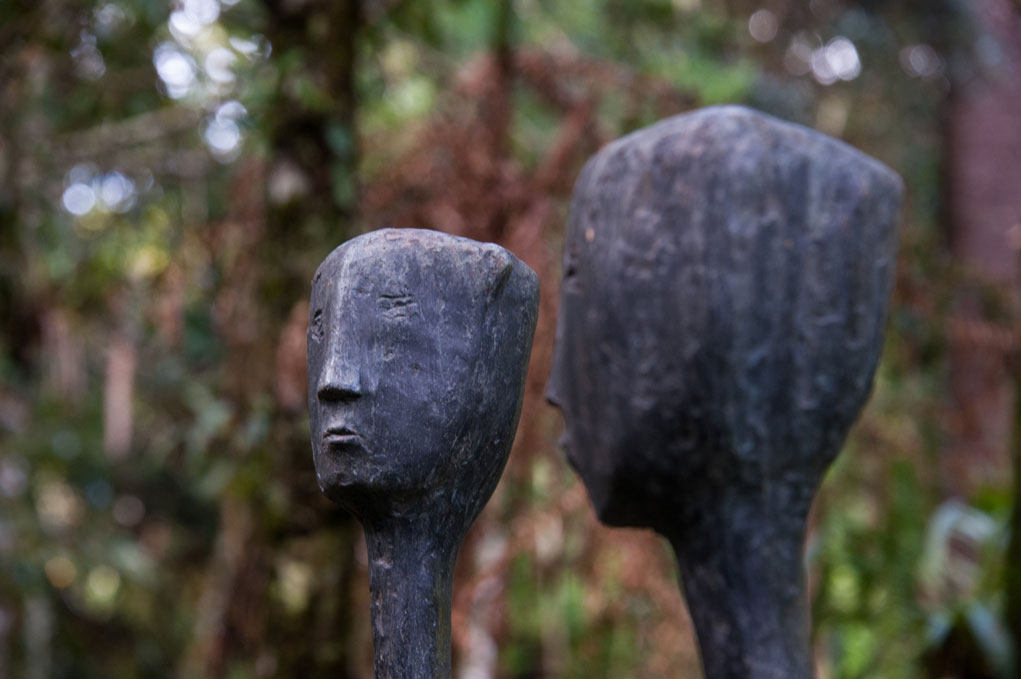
[945,0,1021,497]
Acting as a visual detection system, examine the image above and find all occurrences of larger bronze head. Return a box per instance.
[547,105,902,533]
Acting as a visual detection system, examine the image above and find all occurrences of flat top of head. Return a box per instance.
[595,105,902,190]
[313,228,532,282]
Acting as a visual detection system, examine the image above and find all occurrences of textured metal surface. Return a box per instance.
[308,229,539,679]
[547,106,903,678]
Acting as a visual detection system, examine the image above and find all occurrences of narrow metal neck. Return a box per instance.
[363,516,460,679]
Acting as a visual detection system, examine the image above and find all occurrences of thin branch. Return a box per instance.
[55,107,203,162]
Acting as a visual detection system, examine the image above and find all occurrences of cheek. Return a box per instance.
[546,343,568,409]
[306,341,324,389]
[308,400,322,424]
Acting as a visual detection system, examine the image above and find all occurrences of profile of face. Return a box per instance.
[308,229,539,521]
[547,106,902,531]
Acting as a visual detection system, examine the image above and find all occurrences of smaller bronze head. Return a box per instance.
[308,229,539,525]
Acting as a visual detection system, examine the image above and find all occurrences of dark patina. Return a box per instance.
[308,228,539,679]
[547,106,903,679]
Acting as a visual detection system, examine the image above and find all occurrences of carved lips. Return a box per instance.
[322,423,364,450]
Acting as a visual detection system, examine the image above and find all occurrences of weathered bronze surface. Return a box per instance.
[547,106,903,679]
[308,228,539,679]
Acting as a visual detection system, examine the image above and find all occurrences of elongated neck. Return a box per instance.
[362,515,460,679]
[667,499,814,679]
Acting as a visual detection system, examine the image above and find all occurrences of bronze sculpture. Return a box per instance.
[308,228,539,679]
[547,106,902,679]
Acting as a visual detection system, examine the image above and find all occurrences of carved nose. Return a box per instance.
[317,350,363,402]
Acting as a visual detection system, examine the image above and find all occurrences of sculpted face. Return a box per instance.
[308,248,464,503]
[546,198,697,527]
[308,229,539,518]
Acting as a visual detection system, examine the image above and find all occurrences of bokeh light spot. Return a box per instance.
[784,35,815,76]
[900,44,941,78]
[205,47,237,84]
[98,171,137,212]
[749,9,778,43]
[36,480,85,531]
[113,495,145,527]
[811,37,861,85]
[154,43,197,99]
[86,565,122,605]
[204,118,242,159]
[183,0,219,25]
[62,183,96,216]
[169,10,203,39]
[45,556,77,588]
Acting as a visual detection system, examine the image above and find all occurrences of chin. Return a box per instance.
[316,466,368,494]
[318,466,425,502]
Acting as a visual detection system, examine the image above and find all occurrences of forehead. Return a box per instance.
[312,242,445,299]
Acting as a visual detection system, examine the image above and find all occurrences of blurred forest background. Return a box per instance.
[1,0,1020,677]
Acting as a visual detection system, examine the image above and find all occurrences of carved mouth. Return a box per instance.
[323,425,362,447]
